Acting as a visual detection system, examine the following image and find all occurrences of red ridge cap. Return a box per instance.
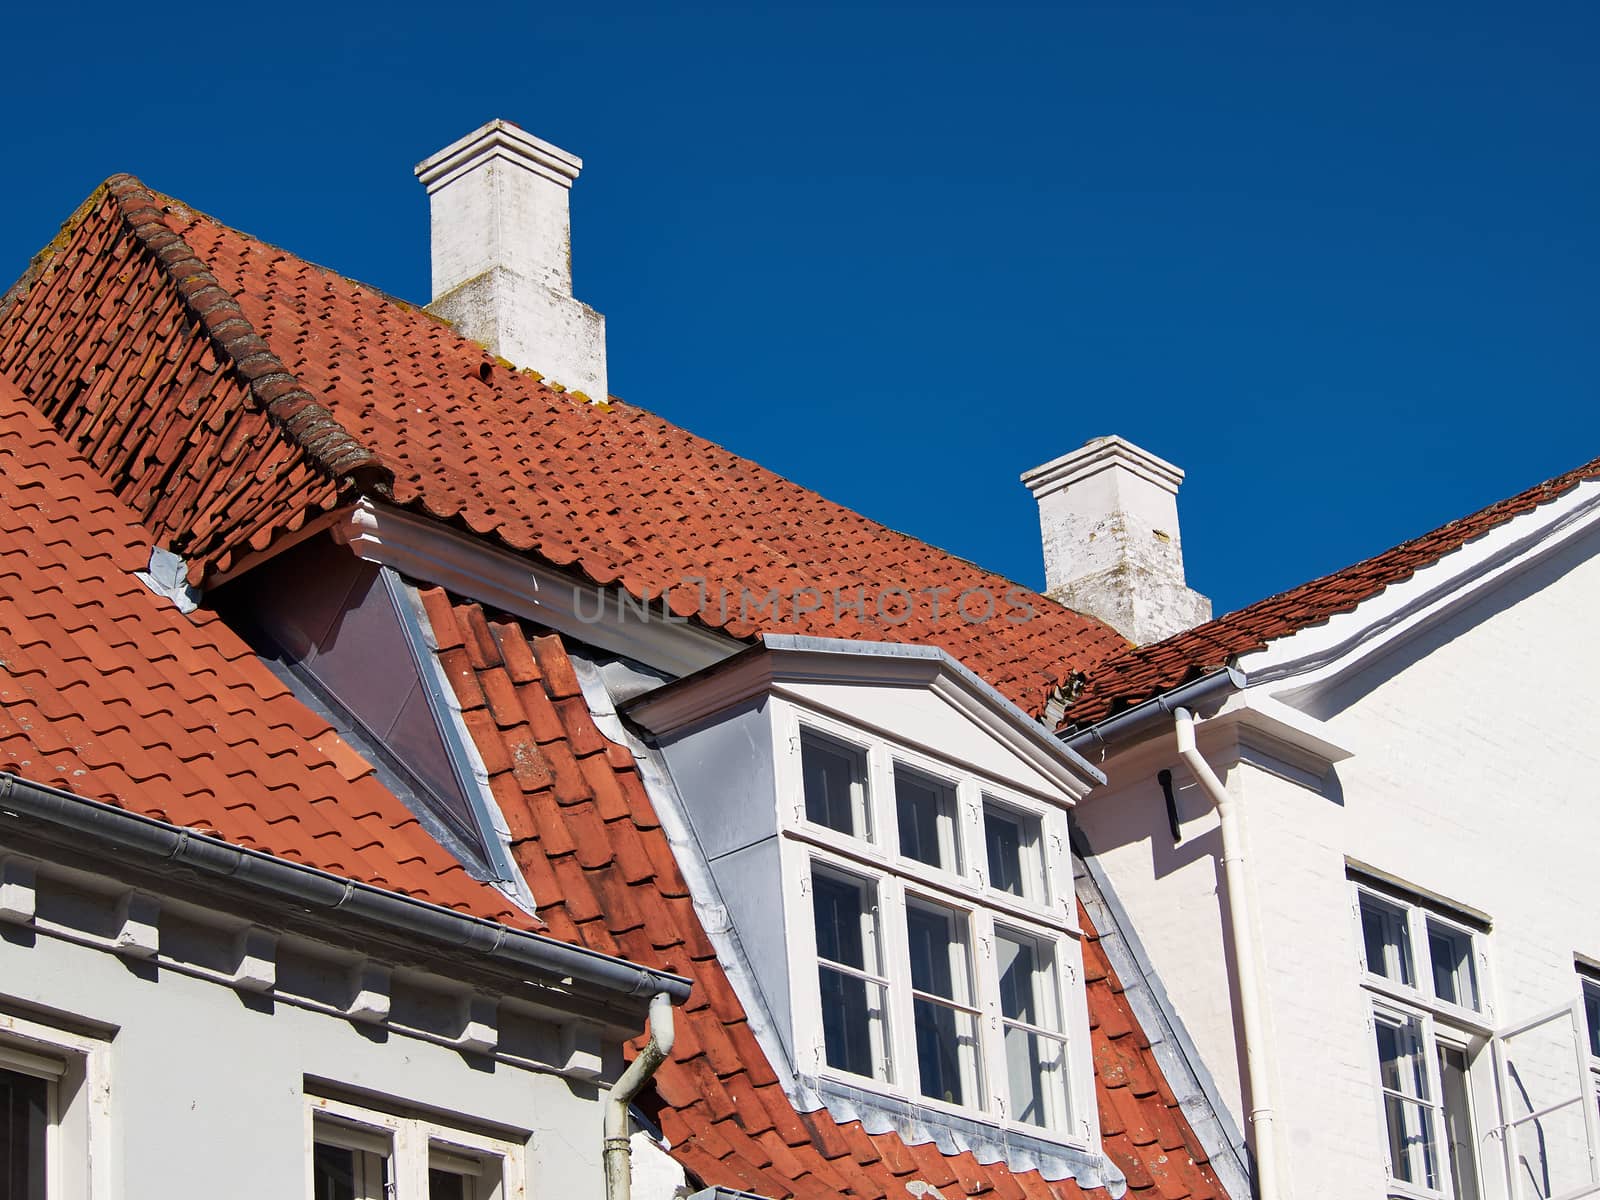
[1066,449,1600,728]
[99,175,392,498]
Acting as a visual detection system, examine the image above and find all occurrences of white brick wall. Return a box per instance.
[1075,531,1600,1199]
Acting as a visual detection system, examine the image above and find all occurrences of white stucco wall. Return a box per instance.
[1074,532,1600,1199]
[0,920,614,1199]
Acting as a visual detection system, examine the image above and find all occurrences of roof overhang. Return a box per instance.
[335,499,741,678]
[1242,475,1600,702]
[624,634,1106,798]
[0,772,691,1011]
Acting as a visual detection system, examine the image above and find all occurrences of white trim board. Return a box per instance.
[624,635,1105,800]
[335,499,740,678]
[1241,476,1600,699]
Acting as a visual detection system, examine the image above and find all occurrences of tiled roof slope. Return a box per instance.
[0,178,389,587]
[0,177,1127,715]
[1065,452,1600,728]
[422,589,1225,1200]
[0,375,526,926]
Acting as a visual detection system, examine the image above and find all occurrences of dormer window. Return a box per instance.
[625,636,1106,1158]
[790,714,1083,1134]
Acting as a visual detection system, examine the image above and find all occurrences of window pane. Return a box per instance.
[1375,1014,1438,1190]
[313,1144,358,1200]
[997,932,1070,1129]
[1428,920,1479,1010]
[997,932,1062,1031]
[913,997,981,1107]
[0,1068,47,1200]
[905,904,980,1106]
[801,732,869,839]
[818,966,889,1077]
[895,766,958,871]
[1382,1095,1440,1190]
[1437,1045,1482,1200]
[813,874,870,972]
[906,906,970,1005]
[998,935,1038,1024]
[312,1142,390,1200]
[984,803,1043,900]
[1004,1024,1070,1129]
[1375,1014,1430,1101]
[1360,893,1414,985]
[1586,981,1600,1060]
[812,872,889,1080]
[428,1169,468,1200]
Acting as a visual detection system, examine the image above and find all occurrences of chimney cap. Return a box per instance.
[1020,435,1185,502]
[414,118,583,195]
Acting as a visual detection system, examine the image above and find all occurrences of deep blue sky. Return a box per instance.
[4,3,1595,615]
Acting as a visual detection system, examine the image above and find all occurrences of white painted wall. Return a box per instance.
[415,120,608,401]
[1075,530,1600,1199]
[0,925,613,1199]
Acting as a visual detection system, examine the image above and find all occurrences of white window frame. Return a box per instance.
[1352,881,1495,1200]
[1581,975,1600,1109]
[307,1094,526,1200]
[981,796,1049,906]
[779,704,1095,1149]
[0,1010,111,1200]
[1486,1000,1600,1200]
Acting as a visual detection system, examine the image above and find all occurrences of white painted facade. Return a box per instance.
[1070,480,1600,1199]
[0,829,658,1199]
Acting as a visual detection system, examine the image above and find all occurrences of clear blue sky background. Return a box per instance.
[4,2,1595,616]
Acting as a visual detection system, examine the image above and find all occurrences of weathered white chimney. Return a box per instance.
[1021,436,1211,645]
[414,119,607,402]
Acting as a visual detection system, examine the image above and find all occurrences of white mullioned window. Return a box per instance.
[308,1095,525,1200]
[0,1011,110,1200]
[1355,881,1491,1200]
[789,715,1091,1145]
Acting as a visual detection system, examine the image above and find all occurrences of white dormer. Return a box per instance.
[626,636,1111,1164]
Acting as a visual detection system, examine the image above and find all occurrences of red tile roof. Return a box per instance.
[1064,452,1600,728]
[0,176,1128,717]
[0,374,528,927]
[422,590,1227,1200]
[1,173,1229,1198]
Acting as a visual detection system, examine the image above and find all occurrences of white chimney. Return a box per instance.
[414,119,607,402]
[1021,436,1211,645]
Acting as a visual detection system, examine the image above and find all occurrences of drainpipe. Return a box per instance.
[1173,708,1279,1200]
[605,991,676,1200]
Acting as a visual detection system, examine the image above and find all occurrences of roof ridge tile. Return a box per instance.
[100,175,392,500]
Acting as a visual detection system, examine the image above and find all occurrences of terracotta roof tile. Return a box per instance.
[0,178,1129,715]
[0,171,1231,1197]
[0,376,529,930]
[1066,447,1600,727]
[420,591,1228,1199]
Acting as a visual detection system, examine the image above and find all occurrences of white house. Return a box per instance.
[1029,433,1600,1200]
[0,123,1244,1200]
[0,379,691,1199]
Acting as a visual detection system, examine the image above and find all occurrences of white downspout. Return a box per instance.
[1173,707,1280,1200]
[604,992,676,1200]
